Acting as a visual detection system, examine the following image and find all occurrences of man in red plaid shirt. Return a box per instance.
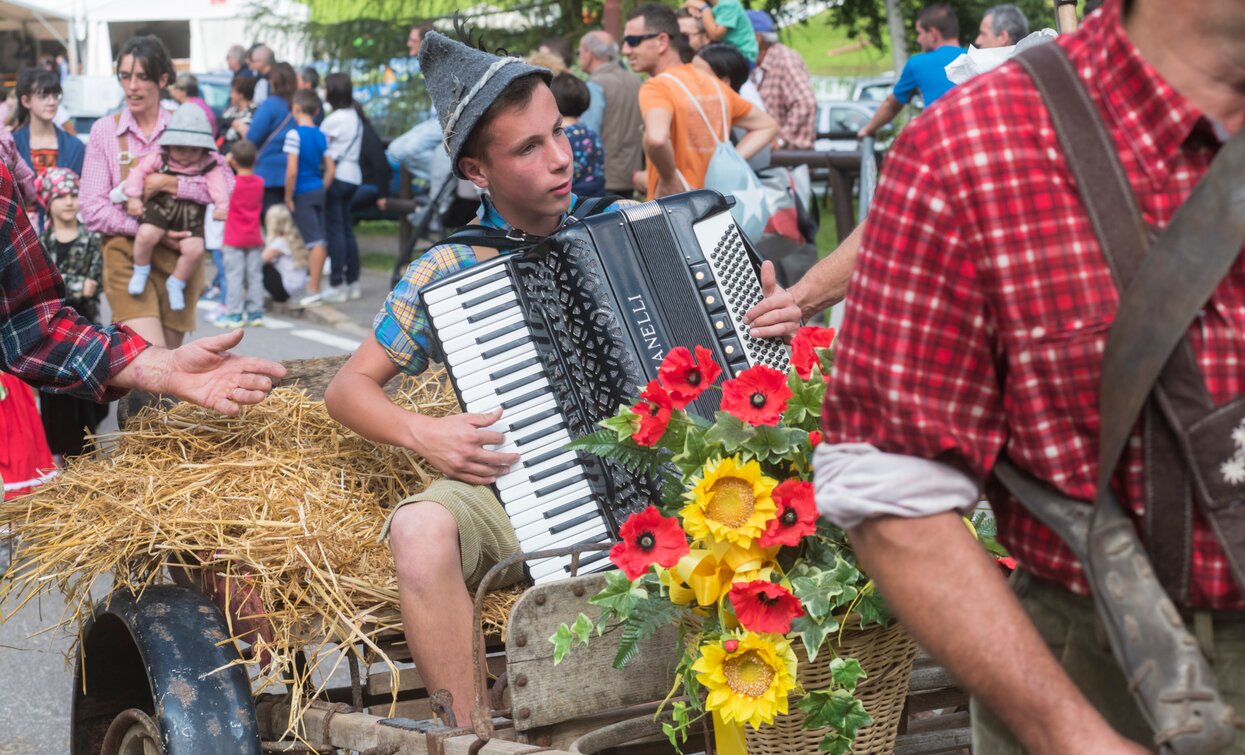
[0,162,284,414]
[812,0,1245,751]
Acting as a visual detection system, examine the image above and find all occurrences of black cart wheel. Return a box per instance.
[101,708,163,755]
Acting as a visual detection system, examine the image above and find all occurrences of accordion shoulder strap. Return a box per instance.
[444,194,624,262]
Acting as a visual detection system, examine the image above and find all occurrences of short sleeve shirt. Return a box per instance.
[283,125,327,196]
[710,0,759,61]
[374,194,630,376]
[892,45,965,106]
[637,64,753,200]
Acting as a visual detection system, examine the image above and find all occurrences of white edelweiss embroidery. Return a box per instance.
[1222,419,1245,485]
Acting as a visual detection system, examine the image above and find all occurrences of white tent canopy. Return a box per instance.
[14,0,308,77]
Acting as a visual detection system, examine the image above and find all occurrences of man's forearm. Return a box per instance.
[645,139,678,181]
[324,369,420,450]
[860,96,903,137]
[790,223,863,315]
[849,512,1138,754]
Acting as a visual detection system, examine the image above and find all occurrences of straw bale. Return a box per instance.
[0,369,526,729]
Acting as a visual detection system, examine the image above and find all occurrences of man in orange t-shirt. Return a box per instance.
[624,4,776,200]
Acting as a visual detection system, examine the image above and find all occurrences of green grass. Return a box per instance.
[783,11,894,77]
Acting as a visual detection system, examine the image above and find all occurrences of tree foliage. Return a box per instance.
[825,0,1054,53]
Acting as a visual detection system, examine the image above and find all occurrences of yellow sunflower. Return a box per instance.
[693,632,799,729]
[661,539,779,606]
[681,456,778,549]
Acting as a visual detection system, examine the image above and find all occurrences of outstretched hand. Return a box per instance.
[112,330,287,416]
[744,260,802,341]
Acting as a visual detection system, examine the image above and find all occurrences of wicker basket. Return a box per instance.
[743,621,919,755]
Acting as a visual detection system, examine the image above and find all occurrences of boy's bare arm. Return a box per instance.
[322,154,335,189]
[285,152,299,208]
[324,336,520,485]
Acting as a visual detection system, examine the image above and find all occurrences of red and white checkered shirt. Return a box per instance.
[751,43,816,150]
[820,0,1245,608]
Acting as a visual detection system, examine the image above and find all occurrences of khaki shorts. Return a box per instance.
[380,479,524,590]
[971,570,1245,753]
[102,235,204,332]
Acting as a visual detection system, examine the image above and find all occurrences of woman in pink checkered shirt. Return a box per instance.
[79,35,233,348]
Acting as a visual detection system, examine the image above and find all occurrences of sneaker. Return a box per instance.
[246,311,265,327]
[213,313,245,329]
[347,281,362,300]
[199,285,222,303]
[296,292,322,308]
[320,286,349,303]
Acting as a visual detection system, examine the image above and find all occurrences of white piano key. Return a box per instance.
[466,379,552,417]
[515,511,604,547]
[454,352,544,393]
[496,449,580,492]
[436,310,526,351]
[487,413,568,455]
[426,274,514,313]
[445,338,535,371]
[505,478,593,523]
[481,396,557,433]
[460,359,548,404]
[495,464,586,502]
[429,292,521,330]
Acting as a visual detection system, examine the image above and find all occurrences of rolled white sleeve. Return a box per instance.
[813,443,980,529]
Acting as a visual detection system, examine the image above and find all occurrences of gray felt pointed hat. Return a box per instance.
[419,31,551,178]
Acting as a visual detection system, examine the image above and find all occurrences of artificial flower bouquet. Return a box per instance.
[552,327,891,754]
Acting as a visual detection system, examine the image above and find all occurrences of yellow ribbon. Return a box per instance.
[712,709,749,755]
[662,540,778,607]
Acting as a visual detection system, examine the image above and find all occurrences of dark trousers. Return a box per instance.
[261,186,286,220]
[324,179,360,287]
[263,263,290,302]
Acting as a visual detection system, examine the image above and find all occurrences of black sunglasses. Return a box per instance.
[623,32,662,48]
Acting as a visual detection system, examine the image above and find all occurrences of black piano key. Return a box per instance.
[529,459,579,482]
[542,494,595,519]
[510,407,560,432]
[501,388,547,411]
[463,287,506,309]
[467,298,520,324]
[475,320,526,345]
[455,269,508,294]
[523,447,566,468]
[562,538,613,573]
[489,356,541,381]
[549,511,600,535]
[515,422,565,447]
[481,336,527,360]
[535,472,587,498]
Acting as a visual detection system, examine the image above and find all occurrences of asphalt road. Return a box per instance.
[1,279,377,753]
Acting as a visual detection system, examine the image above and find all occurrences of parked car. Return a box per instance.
[813,100,878,151]
[851,72,896,102]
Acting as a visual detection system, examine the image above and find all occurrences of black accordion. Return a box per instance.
[422,190,790,581]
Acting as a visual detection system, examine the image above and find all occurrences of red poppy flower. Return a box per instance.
[808,431,822,448]
[729,580,804,634]
[609,505,690,580]
[791,326,836,380]
[631,380,673,447]
[659,345,723,408]
[758,479,818,547]
[721,365,793,426]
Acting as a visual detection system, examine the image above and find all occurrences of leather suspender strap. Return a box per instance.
[997,42,1244,753]
[445,195,624,262]
[115,113,134,182]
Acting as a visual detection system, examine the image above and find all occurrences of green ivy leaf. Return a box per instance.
[673,426,720,478]
[571,613,594,644]
[798,688,873,748]
[790,562,857,622]
[600,408,640,441]
[589,570,647,622]
[791,614,838,662]
[550,623,573,665]
[785,368,827,427]
[854,589,891,628]
[704,411,755,450]
[829,657,867,692]
[743,424,806,464]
